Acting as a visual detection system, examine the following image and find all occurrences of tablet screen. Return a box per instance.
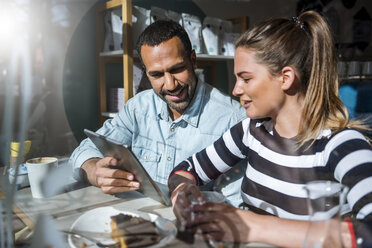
[84,129,171,206]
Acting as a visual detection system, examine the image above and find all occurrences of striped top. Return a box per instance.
[171,118,372,221]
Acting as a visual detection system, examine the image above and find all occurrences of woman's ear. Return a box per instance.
[280,66,296,90]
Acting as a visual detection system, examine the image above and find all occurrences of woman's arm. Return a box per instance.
[327,130,372,247]
[190,202,352,248]
[168,171,203,227]
[168,171,199,203]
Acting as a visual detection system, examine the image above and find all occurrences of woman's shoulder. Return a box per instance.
[328,128,370,143]
[322,127,372,156]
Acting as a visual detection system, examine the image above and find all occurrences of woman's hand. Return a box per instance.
[171,183,203,229]
[187,202,252,243]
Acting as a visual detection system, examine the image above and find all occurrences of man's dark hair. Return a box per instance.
[136,20,192,68]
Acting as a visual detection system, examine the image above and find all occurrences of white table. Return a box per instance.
[13,183,274,248]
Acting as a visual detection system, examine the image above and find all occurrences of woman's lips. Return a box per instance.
[242,100,252,109]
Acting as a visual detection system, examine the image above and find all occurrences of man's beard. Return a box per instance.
[157,79,197,112]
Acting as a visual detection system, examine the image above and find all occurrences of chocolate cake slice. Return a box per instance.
[110,213,160,248]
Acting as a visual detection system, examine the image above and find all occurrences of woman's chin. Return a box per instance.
[246,112,266,120]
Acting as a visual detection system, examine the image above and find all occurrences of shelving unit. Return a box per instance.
[100,49,234,61]
[95,0,247,123]
[96,0,133,124]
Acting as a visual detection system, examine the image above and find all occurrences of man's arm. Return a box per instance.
[70,99,137,193]
[81,158,100,186]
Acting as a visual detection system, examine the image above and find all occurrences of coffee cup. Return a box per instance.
[26,157,58,198]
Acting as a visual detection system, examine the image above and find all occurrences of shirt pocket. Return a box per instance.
[132,146,161,164]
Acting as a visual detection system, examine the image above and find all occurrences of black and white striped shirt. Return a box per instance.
[171,118,372,222]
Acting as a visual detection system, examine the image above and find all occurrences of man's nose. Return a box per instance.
[164,72,177,90]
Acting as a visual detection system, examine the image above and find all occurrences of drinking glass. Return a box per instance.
[303,181,349,248]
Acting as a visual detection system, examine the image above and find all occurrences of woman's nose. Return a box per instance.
[232,81,244,96]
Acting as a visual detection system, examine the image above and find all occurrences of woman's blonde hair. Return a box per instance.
[235,10,369,148]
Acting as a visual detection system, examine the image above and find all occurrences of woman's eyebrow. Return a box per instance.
[237,71,252,77]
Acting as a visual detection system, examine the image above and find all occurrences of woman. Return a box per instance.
[168,11,372,248]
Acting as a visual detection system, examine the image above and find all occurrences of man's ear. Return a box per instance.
[190,50,197,69]
[280,66,296,90]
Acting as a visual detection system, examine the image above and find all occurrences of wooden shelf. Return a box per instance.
[96,0,133,125]
[101,112,118,118]
[95,0,247,124]
[100,50,234,61]
[196,54,234,61]
[339,76,372,84]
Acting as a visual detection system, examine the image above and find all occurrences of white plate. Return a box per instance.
[68,206,177,248]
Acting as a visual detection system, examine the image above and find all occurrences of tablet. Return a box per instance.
[84,129,171,206]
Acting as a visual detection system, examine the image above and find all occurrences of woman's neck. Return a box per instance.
[273,97,303,139]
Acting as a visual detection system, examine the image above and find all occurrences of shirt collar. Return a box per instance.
[256,118,332,140]
[156,79,205,127]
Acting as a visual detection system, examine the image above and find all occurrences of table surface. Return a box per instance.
[13,183,275,248]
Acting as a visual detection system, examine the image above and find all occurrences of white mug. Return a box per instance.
[26,157,58,198]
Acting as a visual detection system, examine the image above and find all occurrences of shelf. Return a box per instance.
[339,75,372,83]
[100,50,234,61]
[196,54,234,61]
[100,50,125,57]
[101,112,118,118]
[96,0,132,125]
[95,0,245,125]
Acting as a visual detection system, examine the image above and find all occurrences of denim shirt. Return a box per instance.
[70,80,247,206]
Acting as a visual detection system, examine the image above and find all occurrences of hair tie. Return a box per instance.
[292,16,304,29]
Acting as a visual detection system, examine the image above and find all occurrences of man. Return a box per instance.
[69,20,246,206]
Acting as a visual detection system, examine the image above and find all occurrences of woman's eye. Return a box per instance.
[243,78,250,82]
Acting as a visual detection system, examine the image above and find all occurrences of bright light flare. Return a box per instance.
[0,2,29,50]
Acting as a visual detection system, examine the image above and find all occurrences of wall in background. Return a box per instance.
[63,2,99,144]
[193,0,297,26]
[63,0,372,148]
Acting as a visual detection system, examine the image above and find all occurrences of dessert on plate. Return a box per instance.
[110,213,160,248]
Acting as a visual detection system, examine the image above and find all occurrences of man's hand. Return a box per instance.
[81,157,140,194]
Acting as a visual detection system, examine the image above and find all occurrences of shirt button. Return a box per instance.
[144,155,147,160]
[171,128,175,132]
[167,157,171,161]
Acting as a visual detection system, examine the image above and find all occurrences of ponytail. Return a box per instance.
[235,10,369,148]
[296,11,349,147]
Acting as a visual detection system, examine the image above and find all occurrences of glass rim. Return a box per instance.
[303,180,349,198]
